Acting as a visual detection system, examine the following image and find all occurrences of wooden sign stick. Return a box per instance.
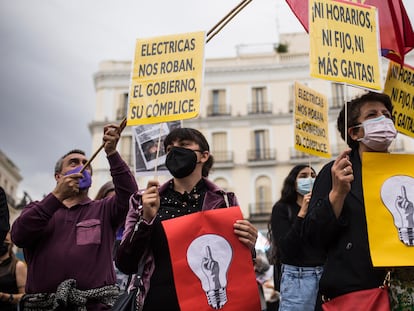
[79,117,127,173]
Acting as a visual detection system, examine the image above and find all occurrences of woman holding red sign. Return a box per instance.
[116,128,258,311]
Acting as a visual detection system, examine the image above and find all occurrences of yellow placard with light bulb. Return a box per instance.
[362,152,414,267]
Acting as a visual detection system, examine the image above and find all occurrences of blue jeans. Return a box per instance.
[278,264,323,311]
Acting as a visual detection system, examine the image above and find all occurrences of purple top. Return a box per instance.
[11,153,137,306]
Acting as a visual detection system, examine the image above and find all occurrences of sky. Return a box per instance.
[1,0,414,201]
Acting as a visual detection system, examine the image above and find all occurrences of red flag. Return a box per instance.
[162,206,261,311]
[286,0,414,64]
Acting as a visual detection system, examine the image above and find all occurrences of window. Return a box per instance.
[331,83,344,109]
[117,93,129,119]
[288,84,295,112]
[213,177,229,192]
[212,132,232,163]
[247,130,276,164]
[212,90,221,114]
[248,129,275,161]
[120,135,132,166]
[251,87,269,113]
[254,130,267,159]
[251,176,272,215]
[208,90,228,116]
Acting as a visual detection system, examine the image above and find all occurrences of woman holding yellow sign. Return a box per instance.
[302,92,400,310]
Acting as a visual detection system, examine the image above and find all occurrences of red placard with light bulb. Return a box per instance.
[162,206,261,311]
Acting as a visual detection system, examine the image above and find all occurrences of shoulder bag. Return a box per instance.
[112,254,146,311]
[113,192,157,311]
[322,271,391,311]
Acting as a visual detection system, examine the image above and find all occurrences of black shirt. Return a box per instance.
[271,201,326,267]
[143,179,206,311]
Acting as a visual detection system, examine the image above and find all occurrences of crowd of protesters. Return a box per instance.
[2,92,413,310]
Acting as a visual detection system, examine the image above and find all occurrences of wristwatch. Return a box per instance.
[8,294,13,302]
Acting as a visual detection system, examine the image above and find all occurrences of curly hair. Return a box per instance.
[337,92,393,149]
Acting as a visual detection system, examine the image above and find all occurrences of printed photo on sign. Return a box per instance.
[133,121,181,175]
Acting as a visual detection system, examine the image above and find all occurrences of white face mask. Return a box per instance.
[297,177,315,196]
[356,116,397,151]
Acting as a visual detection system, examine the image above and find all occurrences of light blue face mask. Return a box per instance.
[297,177,315,196]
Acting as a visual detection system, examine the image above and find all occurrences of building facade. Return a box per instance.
[89,32,414,231]
[0,149,23,224]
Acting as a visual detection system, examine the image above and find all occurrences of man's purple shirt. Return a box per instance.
[11,152,137,309]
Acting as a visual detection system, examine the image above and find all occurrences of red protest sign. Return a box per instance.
[162,206,261,311]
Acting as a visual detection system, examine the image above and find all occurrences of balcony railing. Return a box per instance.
[212,151,234,163]
[207,104,231,116]
[290,148,310,160]
[330,143,348,156]
[247,149,276,162]
[330,96,344,109]
[247,102,272,114]
[249,202,273,216]
[289,96,346,113]
[289,148,322,160]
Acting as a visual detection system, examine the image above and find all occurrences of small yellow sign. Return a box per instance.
[363,152,414,267]
[384,61,414,138]
[127,31,205,125]
[294,82,331,158]
[309,0,381,90]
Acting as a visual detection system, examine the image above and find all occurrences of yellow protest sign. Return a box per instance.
[309,0,381,90]
[362,152,414,267]
[384,61,414,138]
[294,82,331,158]
[127,31,205,125]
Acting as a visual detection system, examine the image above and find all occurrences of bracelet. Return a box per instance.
[251,248,257,259]
[251,248,257,265]
[8,294,13,302]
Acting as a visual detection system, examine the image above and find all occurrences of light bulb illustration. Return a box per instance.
[381,175,414,246]
[187,234,233,309]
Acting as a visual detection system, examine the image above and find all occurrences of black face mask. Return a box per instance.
[165,147,198,179]
[0,243,9,256]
